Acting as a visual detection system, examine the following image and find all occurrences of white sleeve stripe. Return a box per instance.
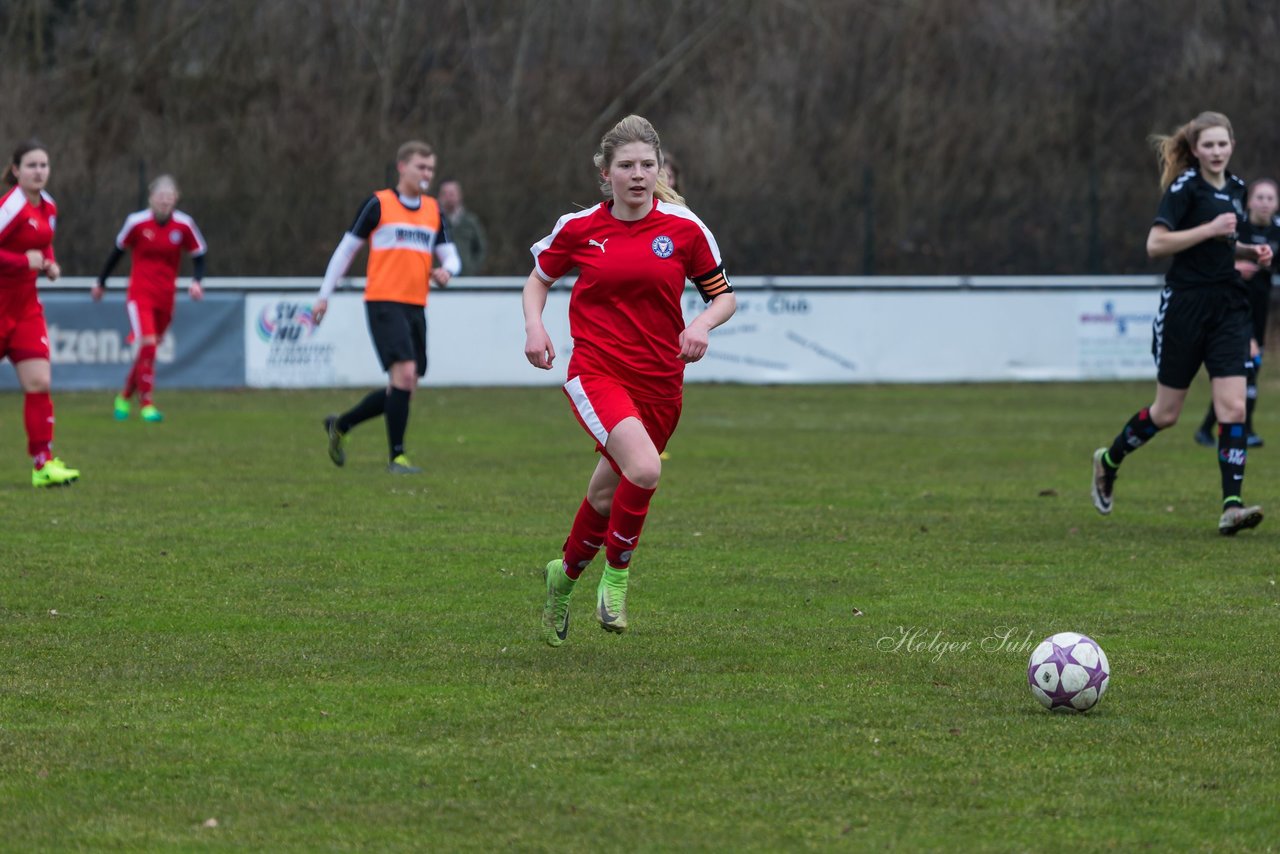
[115,210,152,249]
[529,207,599,271]
[655,201,723,264]
[173,211,207,255]
[0,189,27,235]
[533,260,555,283]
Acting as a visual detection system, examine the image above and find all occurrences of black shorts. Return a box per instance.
[366,300,427,376]
[1247,279,1270,345]
[1152,284,1251,389]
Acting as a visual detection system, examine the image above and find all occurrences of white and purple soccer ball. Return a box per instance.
[1027,632,1110,712]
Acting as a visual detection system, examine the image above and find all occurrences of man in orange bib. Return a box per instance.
[314,141,461,473]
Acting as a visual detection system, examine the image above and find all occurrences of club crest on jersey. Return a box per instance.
[169,230,183,244]
[651,235,674,258]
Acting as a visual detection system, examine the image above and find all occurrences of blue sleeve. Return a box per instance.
[192,254,207,280]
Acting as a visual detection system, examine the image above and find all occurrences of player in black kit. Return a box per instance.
[1090,112,1273,535]
[1194,177,1280,448]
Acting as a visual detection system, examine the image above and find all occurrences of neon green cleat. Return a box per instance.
[387,454,422,474]
[32,457,80,488]
[596,565,629,633]
[543,559,576,647]
[113,395,131,420]
[140,404,164,423]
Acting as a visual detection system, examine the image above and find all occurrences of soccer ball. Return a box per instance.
[1027,632,1110,712]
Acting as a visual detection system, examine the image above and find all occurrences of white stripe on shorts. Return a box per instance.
[126,300,143,341]
[1152,286,1171,372]
[564,376,610,446]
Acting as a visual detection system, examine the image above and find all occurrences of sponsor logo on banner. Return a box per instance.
[256,301,334,368]
[1078,300,1152,336]
[46,324,174,365]
[1077,297,1157,378]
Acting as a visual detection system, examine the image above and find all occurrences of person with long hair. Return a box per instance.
[1091,112,1271,534]
[93,174,208,422]
[314,140,461,474]
[0,140,80,486]
[1193,177,1280,447]
[524,115,737,646]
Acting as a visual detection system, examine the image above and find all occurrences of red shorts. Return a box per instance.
[562,374,682,474]
[126,300,174,342]
[0,300,50,363]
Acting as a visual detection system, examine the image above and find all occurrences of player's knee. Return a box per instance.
[21,375,51,393]
[389,363,417,391]
[1217,402,1247,423]
[1149,406,1179,429]
[587,488,614,516]
[624,456,661,489]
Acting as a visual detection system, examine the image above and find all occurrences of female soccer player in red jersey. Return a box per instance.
[0,140,80,487]
[523,115,737,646]
[1090,112,1271,535]
[93,175,207,423]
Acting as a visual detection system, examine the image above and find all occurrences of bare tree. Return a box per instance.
[1,0,1278,277]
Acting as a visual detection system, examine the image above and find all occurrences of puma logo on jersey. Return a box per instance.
[588,238,609,253]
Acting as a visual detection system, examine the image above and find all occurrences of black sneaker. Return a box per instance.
[324,415,346,467]
[1193,428,1215,447]
[1090,448,1116,515]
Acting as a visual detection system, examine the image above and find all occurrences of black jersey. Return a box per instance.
[1238,215,1280,290]
[1153,168,1246,288]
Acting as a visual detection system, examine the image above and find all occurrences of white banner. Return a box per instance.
[246,295,377,387]
[242,284,1165,388]
[1074,293,1159,380]
[682,289,1160,384]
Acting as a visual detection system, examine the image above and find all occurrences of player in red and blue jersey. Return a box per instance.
[93,175,207,423]
[0,139,80,487]
[523,115,737,646]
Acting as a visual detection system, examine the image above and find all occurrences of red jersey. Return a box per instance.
[0,185,56,316]
[115,209,207,304]
[532,200,729,400]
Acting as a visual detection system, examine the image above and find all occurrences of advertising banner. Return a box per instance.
[0,291,245,391]
[245,294,382,387]
[1074,293,1159,380]
[243,291,573,388]
[239,285,1166,388]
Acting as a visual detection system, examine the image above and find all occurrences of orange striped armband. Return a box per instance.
[692,264,732,303]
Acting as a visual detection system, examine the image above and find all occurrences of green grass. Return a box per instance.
[1,382,1277,851]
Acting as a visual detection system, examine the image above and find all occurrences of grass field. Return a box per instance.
[1,381,1277,851]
